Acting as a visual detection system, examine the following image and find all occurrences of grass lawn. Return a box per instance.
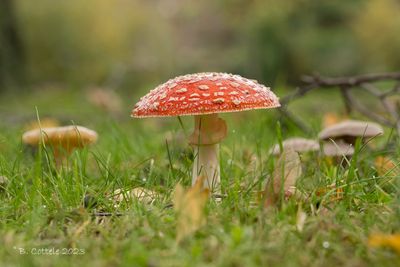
[0,86,399,267]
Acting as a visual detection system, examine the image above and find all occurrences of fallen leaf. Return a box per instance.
[112,187,158,205]
[173,176,210,242]
[374,156,399,176]
[264,150,302,207]
[368,233,400,254]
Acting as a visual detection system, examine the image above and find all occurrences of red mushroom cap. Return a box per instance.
[132,72,280,118]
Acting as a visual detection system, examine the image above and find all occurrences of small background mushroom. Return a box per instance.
[22,125,98,166]
[269,137,320,155]
[318,120,384,145]
[318,120,384,164]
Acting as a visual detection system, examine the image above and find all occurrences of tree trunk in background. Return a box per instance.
[0,0,25,89]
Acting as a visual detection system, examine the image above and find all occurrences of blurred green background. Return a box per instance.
[1,0,400,92]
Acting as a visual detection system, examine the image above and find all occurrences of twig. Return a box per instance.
[339,86,352,114]
[279,72,400,136]
[340,89,393,126]
[301,72,400,87]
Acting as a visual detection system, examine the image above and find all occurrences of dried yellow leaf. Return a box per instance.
[173,176,210,242]
[374,156,399,176]
[369,234,400,254]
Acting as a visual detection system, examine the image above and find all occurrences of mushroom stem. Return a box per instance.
[52,147,65,167]
[192,144,220,189]
[190,114,227,191]
[52,146,73,168]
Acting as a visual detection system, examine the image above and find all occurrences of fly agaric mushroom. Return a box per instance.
[269,137,320,155]
[22,125,98,165]
[319,120,383,145]
[132,72,280,190]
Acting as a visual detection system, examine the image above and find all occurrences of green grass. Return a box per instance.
[0,88,399,267]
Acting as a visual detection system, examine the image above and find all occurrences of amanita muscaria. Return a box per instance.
[132,72,280,190]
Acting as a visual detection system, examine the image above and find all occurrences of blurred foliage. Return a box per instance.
[15,0,143,85]
[239,0,364,83]
[352,0,400,71]
[8,0,400,89]
[0,0,25,88]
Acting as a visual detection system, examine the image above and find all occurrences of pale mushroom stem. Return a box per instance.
[192,143,220,189]
[190,114,227,191]
[52,145,73,168]
[52,147,65,167]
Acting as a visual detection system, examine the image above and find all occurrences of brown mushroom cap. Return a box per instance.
[318,120,383,144]
[22,126,98,149]
[322,141,354,157]
[132,72,280,118]
[270,137,320,155]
